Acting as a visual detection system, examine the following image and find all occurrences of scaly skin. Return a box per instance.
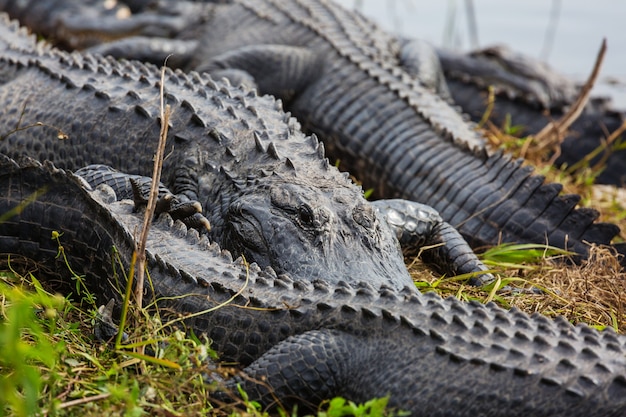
[8,0,621,262]
[74,164,492,281]
[1,155,626,416]
[4,1,623,187]
[187,0,626,261]
[0,14,411,289]
[0,14,495,288]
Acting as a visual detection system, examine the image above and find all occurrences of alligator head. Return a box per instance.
[222,176,413,290]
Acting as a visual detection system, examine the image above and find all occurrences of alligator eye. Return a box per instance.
[298,205,314,225]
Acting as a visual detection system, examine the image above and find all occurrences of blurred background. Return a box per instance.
[336,0,626,108]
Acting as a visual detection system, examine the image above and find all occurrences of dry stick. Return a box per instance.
[134,61,172,308]
[534,38,607,162]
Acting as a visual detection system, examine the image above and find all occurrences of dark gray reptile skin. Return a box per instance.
[0,13,495,287]
[5,0,620,262]
[1,155,625,416]
[0,14,411,288]
[187,0,625,261]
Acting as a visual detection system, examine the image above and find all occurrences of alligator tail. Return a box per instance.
[409,141,622,264]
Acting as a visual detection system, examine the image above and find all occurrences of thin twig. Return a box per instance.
[534,38,607,159]
[135,59,172,307]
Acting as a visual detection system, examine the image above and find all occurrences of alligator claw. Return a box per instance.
[75,165,211,234]
[127,175,211,233]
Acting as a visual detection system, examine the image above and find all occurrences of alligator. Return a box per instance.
[3,0,622,264]
[2,155,626,416]
[25,0,623,188]
[0,13,496,289]
[74,163,491,283]
[436,45,626,187]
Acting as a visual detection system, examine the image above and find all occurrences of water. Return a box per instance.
[336,0,626,108]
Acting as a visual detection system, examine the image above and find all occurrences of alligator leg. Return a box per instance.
[372,199,493,285]
[74,164,210,233]
[215,329,350,411]
[215,324,626,417]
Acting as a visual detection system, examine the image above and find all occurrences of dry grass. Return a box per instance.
[409,245,625,332]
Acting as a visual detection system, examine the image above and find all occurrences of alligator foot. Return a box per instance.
[372,199,494,285]
[74,165,210,233]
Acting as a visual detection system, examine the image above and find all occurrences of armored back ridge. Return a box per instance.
[1,155,626,416]
[0,13,419,290]
[0,0,623,262]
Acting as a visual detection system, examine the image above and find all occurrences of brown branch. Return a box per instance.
[134,60,171,307]
[534,38,607,160]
